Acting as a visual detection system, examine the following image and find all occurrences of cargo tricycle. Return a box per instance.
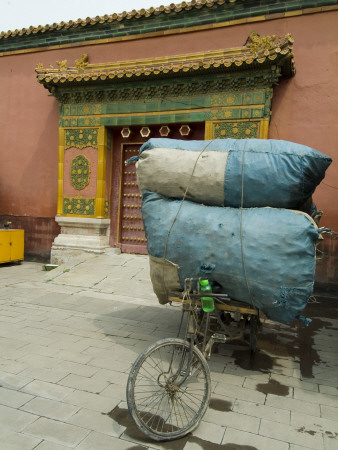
[126,277,260,441]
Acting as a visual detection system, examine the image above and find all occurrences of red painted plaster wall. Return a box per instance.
[0,52,59,217]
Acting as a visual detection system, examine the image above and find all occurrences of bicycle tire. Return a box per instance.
[126,337,211,441]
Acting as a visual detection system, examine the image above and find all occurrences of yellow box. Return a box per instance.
[0,229,24,263]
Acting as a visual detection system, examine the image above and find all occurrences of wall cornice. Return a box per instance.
[36,32,295,97]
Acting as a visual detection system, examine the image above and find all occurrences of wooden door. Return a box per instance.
[119,143,147,254]
[109,123,205,254]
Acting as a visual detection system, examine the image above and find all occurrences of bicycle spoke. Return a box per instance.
[127,338,210,440]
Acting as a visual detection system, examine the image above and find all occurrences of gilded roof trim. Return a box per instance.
[1,0,233,39]
[36,32,295,88]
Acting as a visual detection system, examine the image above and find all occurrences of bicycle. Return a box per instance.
[126,278,259,441]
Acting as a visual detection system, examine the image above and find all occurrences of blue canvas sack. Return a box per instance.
[133,138,331,209]
[142,190,319,324]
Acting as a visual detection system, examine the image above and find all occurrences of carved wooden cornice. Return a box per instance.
[36,32,295,90]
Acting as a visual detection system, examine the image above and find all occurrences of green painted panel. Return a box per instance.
[63,197,95,216]
[213,121,261,139]
[64,128,98,149]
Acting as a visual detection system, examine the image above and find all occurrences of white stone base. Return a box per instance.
[51,216,112,265]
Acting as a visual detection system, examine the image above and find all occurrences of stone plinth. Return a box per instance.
[51,216,112,265]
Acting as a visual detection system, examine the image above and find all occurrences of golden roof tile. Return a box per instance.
[35,32,295,86]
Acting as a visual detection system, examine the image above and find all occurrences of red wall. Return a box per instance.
[0,10,337,260]
[0,51,59,217]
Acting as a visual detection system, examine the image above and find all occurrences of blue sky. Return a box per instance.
[1,0,171,33]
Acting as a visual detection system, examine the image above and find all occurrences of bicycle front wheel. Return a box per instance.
[126,337,211,441]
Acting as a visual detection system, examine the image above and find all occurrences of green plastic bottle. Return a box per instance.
[199,278,214,312]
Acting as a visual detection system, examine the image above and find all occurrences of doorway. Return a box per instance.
[109,123,205,254]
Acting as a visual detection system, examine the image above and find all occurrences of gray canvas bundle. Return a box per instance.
[141,191,319,324]
[135,138,331,208]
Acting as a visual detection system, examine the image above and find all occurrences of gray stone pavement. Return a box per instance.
[0,252,337,450]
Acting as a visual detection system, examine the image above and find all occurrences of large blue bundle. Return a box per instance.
[142,191,319,324]
[135,138,331,208]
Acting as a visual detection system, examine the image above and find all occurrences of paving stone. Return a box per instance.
[57,360,99,378]
[320,404,338,421]
[19,343,63,358]
[15,332,56,346]
[0,315,24,324]
[269,366,295,377]
[289,445,317,450]
[0,427,42,450]
[183,442,213,450]
[310,369,338,387]
[51,272,107,288]
[21,379,74,401]
[271,373,319,392]
[191,420,225,444]
[104,335,141,347]
[76,430,148,449]
[291,410,338,434]
[85,344,137,362]
[62,390,119,413]
[318,384,338,396]
[19,367,70,384]
[233,398,290,424]
[21,397,80,421]
[47,324,96,338]
[100,383,127,401]
[0,370,33,389]
[0,359,28,375]
[47,339,92,352]
[0,386,34,408]
[18,353,59,370]
[23,416,90,447]
[101,328,132,339]
[54,349,93,365]
[242,372,271,382]
[243,376,293,397]
[219,363,263,379]
[34,441,72,450]
[323,432,338,450]
[0,345,27,361]
[58,373,110,394]
[67,407,126,437]
[299,374,338,390]
[89,356,132,372]
[75,336,116,350]
[214,382,266,404]
[259,419,324,449]
[265,393,321,417]
[91,368,129,386]
[0,404,38,431]
[48,331,84,343]
[222,427,289,450]
[0,336,29,350]
[21,326,52,337]
[204,407,260,433]
[293,387,338,408]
